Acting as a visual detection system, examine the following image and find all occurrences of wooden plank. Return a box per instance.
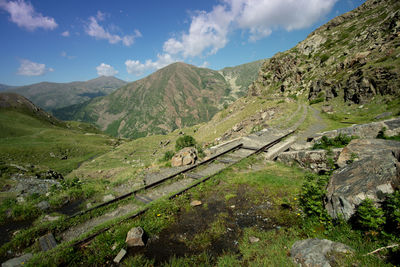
[218,158,236,164]
[185,173,203,179]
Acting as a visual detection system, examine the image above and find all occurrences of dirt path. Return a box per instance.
[296,106,327,144]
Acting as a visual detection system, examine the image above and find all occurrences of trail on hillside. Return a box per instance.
[296,106,327,144]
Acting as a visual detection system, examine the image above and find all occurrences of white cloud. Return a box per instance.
[96,63,118,76]
[85,12,141,46]
[60,51,75,59]
[199,61,210,68]
[162,0,337,58]
[61,30,70,37]
[17,59,53,76]
[0,0,57,31]
[125,54,177,76]
[236,0,337,40]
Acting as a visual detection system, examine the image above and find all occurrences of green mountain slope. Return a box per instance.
[0,93,115,175]
[55,63,234,138]
[249,0,400,109]
[7,76,126,111]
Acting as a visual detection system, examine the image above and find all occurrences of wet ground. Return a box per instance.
[0,199,84,247]
[127,186,286,265]
[0,219,32,247]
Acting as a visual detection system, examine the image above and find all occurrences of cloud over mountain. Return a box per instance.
[96,63,118,76]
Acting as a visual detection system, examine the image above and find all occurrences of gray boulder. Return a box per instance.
[2,253,33,267]
[291,238,352,267]
[37,201,50,211]
[325,139,400,220]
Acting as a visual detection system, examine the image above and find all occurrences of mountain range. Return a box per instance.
[53,60,263,138]
[5,76,127,111]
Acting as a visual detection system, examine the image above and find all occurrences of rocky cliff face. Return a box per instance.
[249,0,400,104]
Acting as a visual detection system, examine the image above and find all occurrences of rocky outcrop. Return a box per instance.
[8,175,61,197]
[171,147,198,167]
[277,148,342,174]
[309,117,400,143]
[325,139,400,220]
[248,0,400,104]
[308,80,339,102]
[290,238,353,267]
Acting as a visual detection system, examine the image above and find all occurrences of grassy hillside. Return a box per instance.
[0,93,115,175]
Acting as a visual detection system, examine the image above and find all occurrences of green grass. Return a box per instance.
[0,110,114,175]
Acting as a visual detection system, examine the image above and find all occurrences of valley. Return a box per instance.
[0,0,400,266]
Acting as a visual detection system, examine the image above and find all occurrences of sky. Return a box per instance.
[0,0,365,86]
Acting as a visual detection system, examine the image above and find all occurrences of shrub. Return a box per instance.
[175,135,196,151]
[352,198,385,232]
[320,54,330,63]
[382,191,400,236]
[309,98,324,105]
[312,134,356,150]
[299,174,330,222]
[162,150,175,161]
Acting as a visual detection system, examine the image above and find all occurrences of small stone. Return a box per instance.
[190,200,202,207]
[103,194,115,202]
[37,201,50,211]
[16,196,25,203]
[249,236,260,243]
[113,248,127,264]
[230,205,235,209]
[125,226,145,247]
[86,203,92,209]
[43,215,60,222]
[111,243,118,251]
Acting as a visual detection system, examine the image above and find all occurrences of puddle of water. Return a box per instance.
[128,187,278,265]
[54,199,84,216]
[0,219,32,247]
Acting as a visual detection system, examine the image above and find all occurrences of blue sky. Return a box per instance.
[0,0,365,86]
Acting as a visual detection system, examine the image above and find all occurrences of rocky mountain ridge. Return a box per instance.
[249,0,400,105]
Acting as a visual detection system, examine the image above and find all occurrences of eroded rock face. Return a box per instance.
[325,139,400,220]
[277,148,342,174]
[171,147,198,167]
[291,238,353,267]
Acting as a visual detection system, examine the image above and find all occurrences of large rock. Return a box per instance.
[291,238,353,267]
[125,226,145,247]
[336,138,399,168]
[325,139,400,220]
[1,253,33,267]
[277,148,342,174]
[171,147,198,167]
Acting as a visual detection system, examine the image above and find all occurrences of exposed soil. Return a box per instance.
[127,185,286,265]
